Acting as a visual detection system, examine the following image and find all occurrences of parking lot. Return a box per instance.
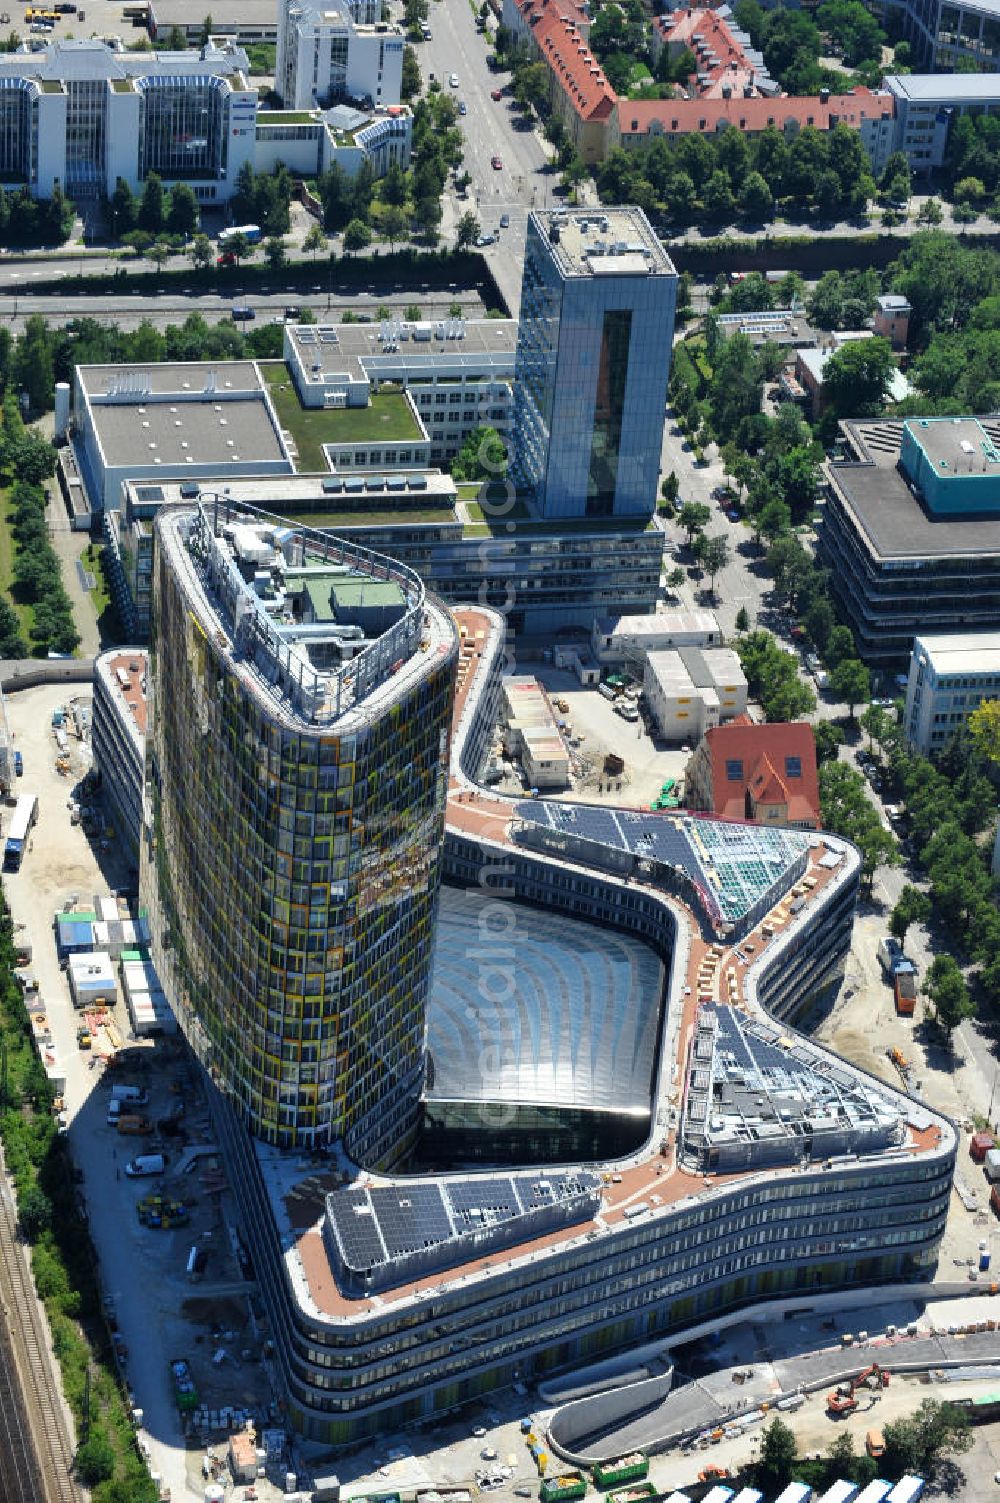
[2,681,285,1503]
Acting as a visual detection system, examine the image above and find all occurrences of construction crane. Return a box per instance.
[827,1363,891,1415]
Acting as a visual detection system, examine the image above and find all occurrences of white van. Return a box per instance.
[111,1084,148,1106]
[598,683,616,701]
[106,1098,122,1127]
[125,1154,165,1177]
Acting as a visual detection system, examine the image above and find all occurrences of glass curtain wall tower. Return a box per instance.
[142,500,458,1162]
[513,207,677,521]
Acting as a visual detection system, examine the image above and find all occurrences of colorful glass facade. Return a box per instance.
[142,502,458,1160]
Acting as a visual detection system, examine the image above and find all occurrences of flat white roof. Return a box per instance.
[913,630,1000,675]
[886,69,1000,102]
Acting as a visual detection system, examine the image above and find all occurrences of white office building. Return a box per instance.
[904,631,1000,754]
[877,72,1000,175]
[284,318,517,465]
[0,38,257,201]
[276,0,404,111]
[643,646,747,742]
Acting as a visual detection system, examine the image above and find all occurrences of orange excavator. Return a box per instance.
[827,1362,891,1415]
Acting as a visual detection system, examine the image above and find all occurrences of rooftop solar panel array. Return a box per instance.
[326,1169,603,1289]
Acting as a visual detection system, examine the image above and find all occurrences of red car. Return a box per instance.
[490,87,503,100]
[491,154,503,169]
[217,251,236,267]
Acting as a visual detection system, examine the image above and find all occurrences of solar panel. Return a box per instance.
[447,1177,518,1227]
[328,1188,386,1271]
[369,1183,452,1258]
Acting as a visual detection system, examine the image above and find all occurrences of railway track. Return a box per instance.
[0,1170,80,1503]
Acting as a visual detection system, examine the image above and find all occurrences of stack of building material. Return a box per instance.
[121,951,175,1035]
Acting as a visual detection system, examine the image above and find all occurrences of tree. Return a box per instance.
[923,954,975,1041]
[819,761,898,884]
[677,500,711,545]
[757,496,791,543]
[342,218,372,254]
[224,231,251,266]
[884,1399,972,1478]
[698,534,730,596]
[666,566,686,597]
[735,604,751,633]
[830,658,870,719]
[296,224,324,266]
[189,233,213,271]
[382,205,409,251]
[18,1184,51,1240]
[756,1419,798,1495]
[75,1434,115,1486]
[167,181,199,237]
[737,629,816,722]
[738,170,773,221]
[401,42,421,99]
[456,210,481,250]
[451,425,507,482]
[822,336,896,418]
[264,235,288,272]
[0,598,26,658]
[918,197,944,225]
[968,698,1000,761]
[199,10,213,45]
[146,241,171,277]
[889,884,931,944]
[703,169,735,219]
[109,176,137,238]
[660,471,680,508]
[166,23,186,47]
[814,720,845,764]
[138,171,165,234]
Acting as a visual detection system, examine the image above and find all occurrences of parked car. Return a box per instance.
[490,87,503,100]
[449,71,459,86]
[13,751,22,776]
[499,212,510,228]
[458,98,467,114]
[476,232,497,247]
[491,154,503,169]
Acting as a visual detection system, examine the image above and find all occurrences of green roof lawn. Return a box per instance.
[261,363,421,470]
[281,508,458,529]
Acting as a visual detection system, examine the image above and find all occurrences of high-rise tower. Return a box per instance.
[142,499,458,1162]
[513,206,677,520]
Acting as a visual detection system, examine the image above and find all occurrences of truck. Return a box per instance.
[539,1476,587,1503]
[877,936,906,976]
[111,1083,149,1106]
[593,1456,649,1490]
[984,1148,1000,1183]
[125,1153,165,1177]
[894,964,917,1016]
[3,793,37,871]
[170,1356,199,1411]
[117,1114,153,1135]
[218,222,262,246]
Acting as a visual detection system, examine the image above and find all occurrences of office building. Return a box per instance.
[642,645,747,741]
[513,208,677,521]
[0,38,257,201]
[685,720,821,830]
[92,649,148,864]
[204,604,955,1446]
[877,0,1000,70]
[276,0,404,111]
[874,293,911,349]
[141,500,458,1159]
[70,361,294,516]
[878,72,1000,174]
[254,102,412,180]
[104,468,664,647]
[820,415,1000,667]
[903,631,1000,754]
[282,317,517,465]
[147,0,278,43]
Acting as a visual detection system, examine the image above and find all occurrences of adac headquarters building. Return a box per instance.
[142,499,457,1163]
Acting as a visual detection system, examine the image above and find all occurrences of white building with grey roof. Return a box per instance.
[0,38,257,201]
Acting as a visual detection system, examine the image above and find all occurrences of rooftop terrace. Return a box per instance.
[537,206,676,280]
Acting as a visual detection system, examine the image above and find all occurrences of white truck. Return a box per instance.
[125,1154,165,1177]
[877,935,906,976]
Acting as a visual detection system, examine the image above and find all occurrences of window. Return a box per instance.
[785,755,802,777]
[725,758,744,780]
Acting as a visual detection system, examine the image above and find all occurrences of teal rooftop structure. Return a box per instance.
[900,416,1000,516]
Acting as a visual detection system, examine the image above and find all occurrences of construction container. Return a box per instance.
[593,1455,648,1490]
[970,1130,995,1162]
[894,967,917,1016]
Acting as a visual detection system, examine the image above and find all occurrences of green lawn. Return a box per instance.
[82,542,124,646]
[260,363,421,470]
[282,507,457,529]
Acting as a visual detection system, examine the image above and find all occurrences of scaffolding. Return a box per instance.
[0,681,14,795]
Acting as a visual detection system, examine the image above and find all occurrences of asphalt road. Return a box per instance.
[416,10,553,313]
